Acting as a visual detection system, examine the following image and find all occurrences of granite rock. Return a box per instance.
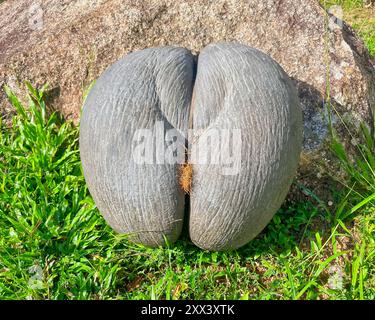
[1,0,374,195]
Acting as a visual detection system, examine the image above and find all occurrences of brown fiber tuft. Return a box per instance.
[179,163,193,194]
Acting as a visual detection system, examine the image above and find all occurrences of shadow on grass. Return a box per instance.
[166,183,337,262]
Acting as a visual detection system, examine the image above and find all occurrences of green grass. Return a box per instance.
[0,81,374,300]
[323,0,368,9]
[322,0,375,55]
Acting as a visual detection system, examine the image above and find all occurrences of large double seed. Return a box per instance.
[79,42,302,251]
